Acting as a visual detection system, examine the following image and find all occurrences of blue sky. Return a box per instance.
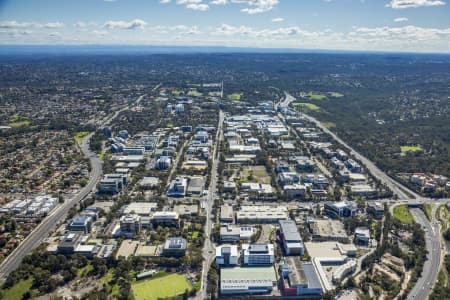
[0,0,449,52]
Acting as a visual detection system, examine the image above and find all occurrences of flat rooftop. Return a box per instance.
[304,242,347,260]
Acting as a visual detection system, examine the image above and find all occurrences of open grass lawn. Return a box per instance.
[227,93,242,101]
[8,120,30,128]
[323,122,336,128]
[77,263,93,279]
[393,205,414,224]
[307,92,327,100]
[423,203,433,221]
[329,92,344,98]
[132,273,191,300]
[400,145,423,154]
[0,278,33,300]
[187,89,202,96]
[293,102,321,111]
[74,131,90,144]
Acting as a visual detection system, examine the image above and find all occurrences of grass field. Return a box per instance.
[393,205,414,224]
[8,120,30,128]
[329,92,344,98]
[0,278,33,300]
[74,131,90,144]
[132,273,191,300]
[400,145,423,154]
[307,92,327,100]
[227,93,243,101]
[187,89,202,96]
[293,102,321,111]
[423,203,433,221]
[323,122,336,128]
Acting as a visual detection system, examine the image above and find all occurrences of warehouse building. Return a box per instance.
[220,267,277,295]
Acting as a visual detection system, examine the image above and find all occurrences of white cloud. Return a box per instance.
[386,0,446,9]
[271,17,284,22]
[352,25,450,41]
[186,3,210,10]
[160,0,172,3]
[394,17,408,22]
[0,21,64,29]
[48,32,61,38]
[234,0,279,14]
[74,21,97,28]
[176,0,210,10]
[210,0,228,4]
[103,19,146,30]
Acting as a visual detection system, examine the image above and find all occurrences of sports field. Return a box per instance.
[132,273,192,300]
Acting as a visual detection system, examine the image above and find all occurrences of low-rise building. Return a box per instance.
[220,267,277,295]
[366,202,385,219]
[242,243,274,266]
[120,214,141,237]
[161,237,187,257]
[237,205,288,224]
[68,215,93,234]
[281,259,323,297]
[324,201,358,219]
[279,220,304,256]
[216,245,238,266]
[151,211,179,227]
[220,205,234,223]
[167,177,188,197]
[354,227,370,245]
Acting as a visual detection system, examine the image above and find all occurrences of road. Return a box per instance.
[409,208,441,300]
[0,94,146,282]
[281,91,443,300]
[198,110,224,300]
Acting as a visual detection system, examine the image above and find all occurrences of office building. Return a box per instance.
[279,220,304,256]
[242,244,274,266]
[162,237,187,257]
[216,245,238,266]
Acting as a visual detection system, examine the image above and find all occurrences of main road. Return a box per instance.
[281,92,442,300]
[198,110,224,300]
[0,94,146,282]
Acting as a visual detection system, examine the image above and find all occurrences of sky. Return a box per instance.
[0,0,449,53]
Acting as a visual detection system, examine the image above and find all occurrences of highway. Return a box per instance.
[409,208,441,300]
[0,94,146,282]
[281,91,443,300]
[198,110,224,300]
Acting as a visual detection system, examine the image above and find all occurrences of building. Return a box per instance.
[332,260,357,283]
[151,211,180,227]
[122,202,158,215]
[220,267,277,295]
[58,233,83,254]
[308,219,349,243]
[216,245,238,266]
[220,225,254,242]
[279,220,304,255]
[120,214,141,237]
[220,205,234,223]
[68,215,93,234]
[167,177,188,197]
[281,259,323,297]
[283,184,307,197]
[74,244,99,258]
[162,237,187,257]
[138,177,160,189]
[188,176,204,195]
[156,156,172,170]
[324,201,358,219]
[367,202,385,219]
[237,205,288,224]
[98,178,120,194]
[354,227,370,245]
[242,244,274,266]
[123,147,145,155]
